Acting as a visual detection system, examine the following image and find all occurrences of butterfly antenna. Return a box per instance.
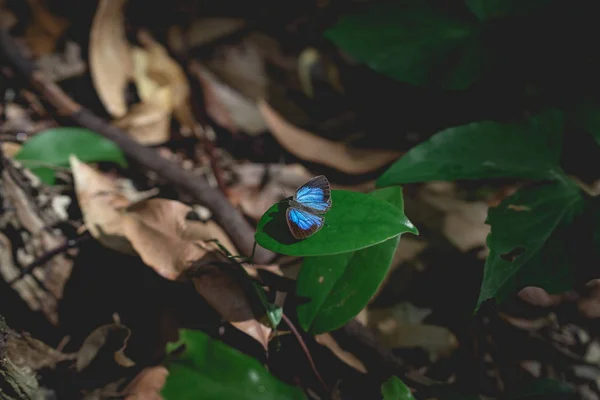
[276,181,290,199]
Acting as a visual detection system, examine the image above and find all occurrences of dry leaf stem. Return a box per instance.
[7,231,92,285]
[280,312,329,394]
[0,28,274,265]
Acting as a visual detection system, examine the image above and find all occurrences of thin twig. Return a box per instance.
[0,28,274,265]
[8,231,92,285]
[281,312,329,394]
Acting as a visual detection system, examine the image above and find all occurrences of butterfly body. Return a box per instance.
[286,175,332,240]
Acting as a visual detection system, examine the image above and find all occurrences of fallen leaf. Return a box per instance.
[315,333,367,373]
[207,35,269,100]
[70,155,135,254]
[76,314,134,372]
[258,101,402,174]
[191,62,267,135]
[578,279,600,318]
[135,30,196,131]
[124,366,168,400]
[70,160,269,348]
[113,86,173,145]
[2,142,22,158]
[121,199,210,280]
[24,0,69,56]
[167,18,246,54]
[6,332,76,371]
[421,184,490,252]
[89,0,132,118]
[191,252,272,350]
[518,286,576,308]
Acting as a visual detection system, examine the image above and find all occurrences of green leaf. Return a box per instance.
[325,2,485,90]
[476,181,584,310]
[14,127,127,185]
[381,376,415,400]
[296,187,416,333]
[465,0,557,22]
[162,329,305,400]
[255,190,417,257]
[573,101,600,147]
[377,110,565,188]
[502,378,575,399]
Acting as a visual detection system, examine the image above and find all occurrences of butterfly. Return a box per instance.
[286,175,332,240]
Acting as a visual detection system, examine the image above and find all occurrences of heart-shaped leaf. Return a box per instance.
[377,110,565,188]
[162,329,306,400]
[296,187,416,333]
[476,181,584,310]
[15,127,127,184]
[381,376,415,400]
[255,190,417,256]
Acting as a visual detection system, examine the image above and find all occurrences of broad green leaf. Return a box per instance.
[377,110,565,188]
[15,127,127,185]
[501,378,575,399]
[162,329,305,400]
[325,2,485,90]
[255,190,417,256]
[476,181,584,310]
[465,0,557,21]
[298,236,400,333]
[573,101,600,147]
[296,187,416,333]
[381,376,415,400]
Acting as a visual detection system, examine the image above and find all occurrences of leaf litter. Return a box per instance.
[1,1,600,399]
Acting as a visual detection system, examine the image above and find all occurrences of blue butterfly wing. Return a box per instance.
[294,175,331,213]
[286,207,324,239]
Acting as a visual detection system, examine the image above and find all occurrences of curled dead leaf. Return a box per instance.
[191,252,272,350]
[24,0,69,56]
[258,101,402,174]
[135,31,196,132]
[6,332,76,371]
[190,62,266,135]
[76,314,134,372]
[71,157,239,280]
[70,155,135,254]
[315,333,367,374]
[113,86,172,145]
[122,199,210,280]
[89,0,132,118]
[124,366,168,400]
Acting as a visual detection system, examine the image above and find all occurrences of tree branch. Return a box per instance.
[0,28,274,265]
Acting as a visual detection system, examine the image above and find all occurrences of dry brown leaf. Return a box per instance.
[122,199,210,280]
[6,332,76,371]
[315,333,367,374]
[191,256,272,350]
[71,157,238,277]
[377,323,458,359]
[89,0,132,118]
[191,62,267,135]
[70,155,135,254]
[421,184,490,253]
[258,101,402,174]
[136,31,196,132]
[24,0,69,56]
[518,286,575,308]
[76,315,134,372]
[124,366,168,400]
[113,86,172,145]
[70,160,269,348]
[2,142,22,158]
[578,279,600,318]
[168,18,246,54]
